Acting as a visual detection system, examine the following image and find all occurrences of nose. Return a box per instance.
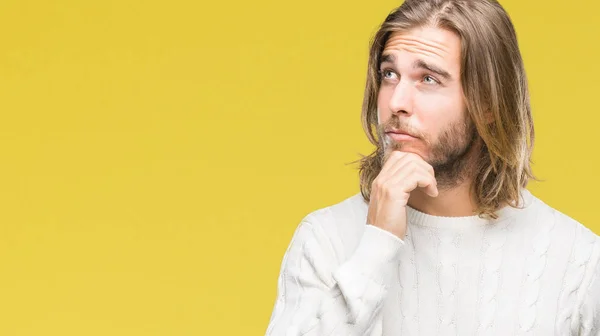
[388,81,414,116]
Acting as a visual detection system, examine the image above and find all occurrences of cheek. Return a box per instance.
[415,92,465,137]
[376,89,392,123]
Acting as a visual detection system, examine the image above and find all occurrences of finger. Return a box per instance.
[373,152,409,192]
[379,151,425,183]
[379,150,408,177]
[378,152,412,186]
[383,152,436,185]
[387,168,439,198]
[418,175,439,197]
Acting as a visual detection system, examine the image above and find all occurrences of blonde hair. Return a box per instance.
[349,0,538,219]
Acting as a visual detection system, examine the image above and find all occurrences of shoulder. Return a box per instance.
[521,191,599,247]
[536,197,600,250]
[527,192,600,283]
[541,202,600,330]
[510,190,600,281]
[296,192,370,260]
[304,192,367,225]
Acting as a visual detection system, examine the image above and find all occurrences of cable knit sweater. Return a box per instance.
[266,189,600,335]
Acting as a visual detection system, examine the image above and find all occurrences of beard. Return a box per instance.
[378,113,479,190]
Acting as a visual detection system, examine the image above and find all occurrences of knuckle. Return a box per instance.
[410,152,422,161]
[382,185,394,197]
[372,178,380,189]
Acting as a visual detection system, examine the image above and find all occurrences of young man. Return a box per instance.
[266,0,600,335]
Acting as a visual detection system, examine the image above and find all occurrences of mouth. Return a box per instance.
[386,132,418,141]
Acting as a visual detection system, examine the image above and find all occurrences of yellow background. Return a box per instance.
[0,0,598,335]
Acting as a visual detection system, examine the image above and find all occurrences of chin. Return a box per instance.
[384,146,429,162]
[388,144,426,156]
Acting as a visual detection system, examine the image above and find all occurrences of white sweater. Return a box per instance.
[266,189,600,335]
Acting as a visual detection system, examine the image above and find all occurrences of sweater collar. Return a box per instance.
[405,188,536,229]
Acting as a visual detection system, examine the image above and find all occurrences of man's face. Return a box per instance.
[377,26,477,186]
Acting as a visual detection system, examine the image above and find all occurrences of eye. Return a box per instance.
[423,75,439,85]
[378,68,398,82]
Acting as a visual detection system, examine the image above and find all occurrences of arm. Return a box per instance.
[265,215,404,336]
[578,237,600,336]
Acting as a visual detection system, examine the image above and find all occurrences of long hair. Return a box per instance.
[349,0,538,219]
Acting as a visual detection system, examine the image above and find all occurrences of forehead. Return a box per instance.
[381,27,462,71]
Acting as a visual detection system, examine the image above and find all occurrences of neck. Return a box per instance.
[408,180,477,217]
[407,137,483,217]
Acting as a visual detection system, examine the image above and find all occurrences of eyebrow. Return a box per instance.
[380,53,453,81]
[380,53,396,65]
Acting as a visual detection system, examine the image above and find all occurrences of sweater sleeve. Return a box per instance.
[265,216,405,336]
[578,237,600,336]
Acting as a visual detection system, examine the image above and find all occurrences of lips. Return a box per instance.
[385,129,417,138]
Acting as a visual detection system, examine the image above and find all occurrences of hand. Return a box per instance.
[366,151,439,239]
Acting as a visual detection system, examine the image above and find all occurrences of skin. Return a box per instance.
[367,26,484,238]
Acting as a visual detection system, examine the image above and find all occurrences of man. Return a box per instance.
[266,0,600,335]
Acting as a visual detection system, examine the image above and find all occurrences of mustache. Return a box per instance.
[380,117,423,139]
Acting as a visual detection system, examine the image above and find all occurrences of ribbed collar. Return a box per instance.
[406,188,536,229]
